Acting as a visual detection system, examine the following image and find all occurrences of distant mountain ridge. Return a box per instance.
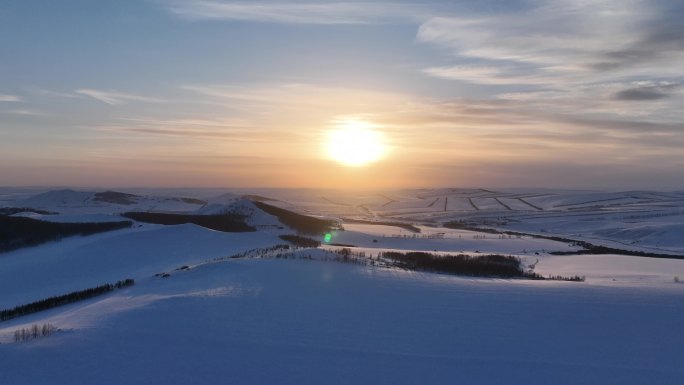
[8,189,207,215]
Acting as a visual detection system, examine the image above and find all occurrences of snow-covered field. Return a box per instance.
[1,188,683,384]
[249,188,684,255]
[324,223,581,255]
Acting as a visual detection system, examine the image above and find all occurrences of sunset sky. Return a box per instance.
[2,0,684,189]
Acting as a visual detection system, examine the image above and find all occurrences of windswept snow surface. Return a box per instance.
[0,224,282,309]
[324,223,580,255]
[1,187,684,384]
[7,189,206,216]
[238,188,684,254]
[7,187,684,254]
[195,198,282,228]
[1,257,683,385]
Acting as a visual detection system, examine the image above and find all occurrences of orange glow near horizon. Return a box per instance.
[325,118,387,167]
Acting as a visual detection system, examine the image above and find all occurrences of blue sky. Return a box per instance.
[2,0,684,189]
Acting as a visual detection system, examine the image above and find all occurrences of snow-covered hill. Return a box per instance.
[234,188,684,254]
[1,187,683,384]
[195,196,281,228]
[9,189,207,217]
[1,253,682,384]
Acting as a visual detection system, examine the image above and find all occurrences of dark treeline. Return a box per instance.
[253,201,337,235]
[279,234,321,247]
[383,251,585,281]
[242,194,278,202]
[14,323,57,342]
[92,191,139,204]
[342,218,421,233]
[91,191,206,206]
[548,243,684,259]
[0,279,135,322]
[443,220,684,260]
[0,215,133,253]
[177,197,207,205]
[443,221,507,235]
[383,251,531,278]
[227,244,292,259]
[122,212,255,232]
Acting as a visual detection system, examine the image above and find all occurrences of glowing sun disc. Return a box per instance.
[325,119,385,167]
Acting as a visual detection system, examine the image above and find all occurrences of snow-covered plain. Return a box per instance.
[244,188,684,255]
[1,188,683,384]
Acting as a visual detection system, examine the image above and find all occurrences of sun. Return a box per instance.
[325,119,386,167]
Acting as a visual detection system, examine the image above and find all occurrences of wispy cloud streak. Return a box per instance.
[163,0,422,24]
[3,109,49,116]
[417,1,684,87]
[613,82,680,101]
[75,89,164,105]
[0,94,21,102]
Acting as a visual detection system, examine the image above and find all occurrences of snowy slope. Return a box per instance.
[2,187,684,384]
[196,197,282,228]
[0,223,283,309]
[8,189,206,216]
[325,223,580,255]
[1,257,683,385]
[255,188,684,254]
[19,189,94,207]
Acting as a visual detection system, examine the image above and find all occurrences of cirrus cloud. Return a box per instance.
[163,0,425,25]
[0,94,21,102]
[75,89,165,105]
[417,0,684,87]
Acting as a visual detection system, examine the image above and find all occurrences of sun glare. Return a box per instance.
[325,119,386,167]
